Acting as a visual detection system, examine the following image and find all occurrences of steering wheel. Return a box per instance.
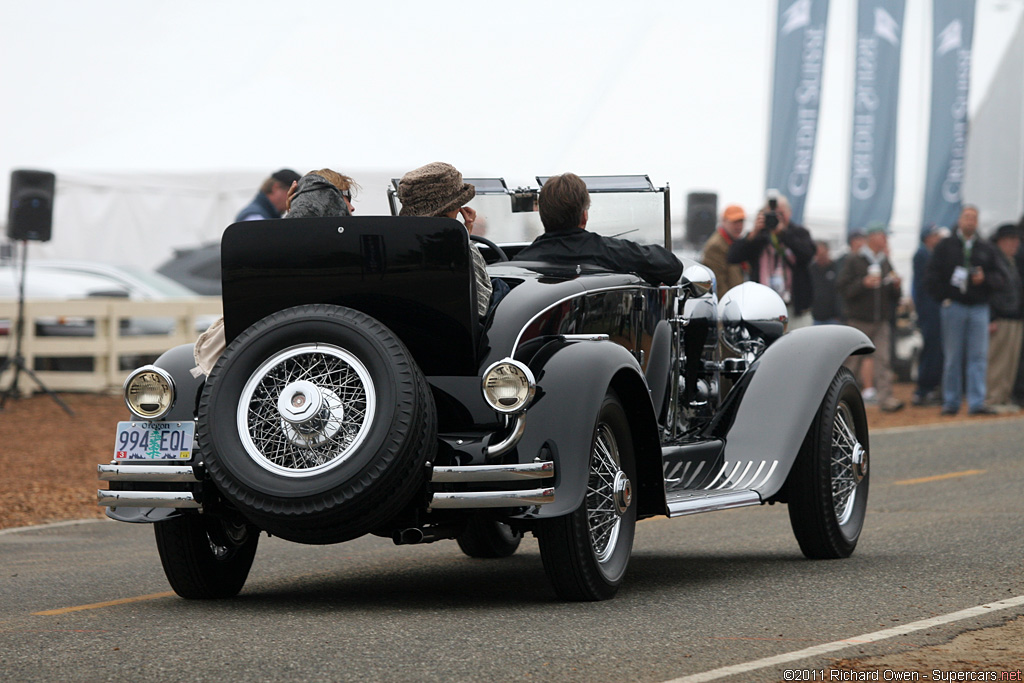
[470,234,509,262]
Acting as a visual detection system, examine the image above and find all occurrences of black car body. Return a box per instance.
[98,178,874,601]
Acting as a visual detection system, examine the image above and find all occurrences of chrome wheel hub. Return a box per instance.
[237,344,376,478]
[613,471,632,515]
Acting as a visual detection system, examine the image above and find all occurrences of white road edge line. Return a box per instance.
[662,594,1024,683]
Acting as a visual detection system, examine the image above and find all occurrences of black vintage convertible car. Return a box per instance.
[98,176,873,601]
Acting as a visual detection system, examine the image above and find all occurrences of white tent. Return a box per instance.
[963,11,1024,232]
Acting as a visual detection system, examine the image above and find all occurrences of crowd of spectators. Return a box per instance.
[701,199,1024,415]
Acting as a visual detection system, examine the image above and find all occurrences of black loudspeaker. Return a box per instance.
[685,191,718,245]
[8,170,56,242]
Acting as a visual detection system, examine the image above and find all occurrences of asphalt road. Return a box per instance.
[2,418,1022,682]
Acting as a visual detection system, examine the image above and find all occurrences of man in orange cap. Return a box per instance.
[700,204,747,298]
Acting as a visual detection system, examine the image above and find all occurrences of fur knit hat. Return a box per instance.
[398,162,475,217]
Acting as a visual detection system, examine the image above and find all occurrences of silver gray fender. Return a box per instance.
[515,340,661,518]
[723,324,873,499]
[105,343,203,524]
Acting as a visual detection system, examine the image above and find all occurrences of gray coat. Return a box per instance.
[286,174,350,218]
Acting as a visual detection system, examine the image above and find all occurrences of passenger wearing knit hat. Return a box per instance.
[398,162,476,218]
[397,162,492,317]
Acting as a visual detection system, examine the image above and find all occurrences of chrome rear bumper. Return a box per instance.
[97,463,201,510]
[428,460,555,509]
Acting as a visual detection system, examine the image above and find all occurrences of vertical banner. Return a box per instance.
[765,0,830,225]
[847,0,906,234]
[922,0,976,230]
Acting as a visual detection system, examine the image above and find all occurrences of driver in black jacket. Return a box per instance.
[514,172,683,286]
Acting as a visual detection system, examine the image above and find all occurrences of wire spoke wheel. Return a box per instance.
[830,402,863,526]
[786,366,870,559]
[238,344,377,477]
[537,390,636,601]
[587,424,622,563]
[199,304,435,546]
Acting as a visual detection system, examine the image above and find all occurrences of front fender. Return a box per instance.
[723,324,873,499]
[515,340,658,518]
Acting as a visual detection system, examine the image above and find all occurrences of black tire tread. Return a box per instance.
[154,514,258,599]
[786,366,868,559]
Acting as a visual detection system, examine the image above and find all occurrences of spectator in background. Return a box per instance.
[1013,212,1024,406]
[726,194,815,328]
[837,222,904,412]
[700,204,746,298]
[985,223,1023,413]
[925,205,1004,416]
[911,224,949,406]
[808,240,843,325]
[235,169,302,222]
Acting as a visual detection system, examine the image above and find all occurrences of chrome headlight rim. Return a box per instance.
[123,365,176,420]
[481,358,536,414]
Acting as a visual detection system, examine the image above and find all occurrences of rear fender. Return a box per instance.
[153,344,205,421]
[514,340,661,518]
[105,343,203,524]
[724,325,873,499]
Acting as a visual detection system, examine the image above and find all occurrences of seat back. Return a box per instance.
[220,216,478,376]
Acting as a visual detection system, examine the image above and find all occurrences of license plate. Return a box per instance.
[114,421,195,461]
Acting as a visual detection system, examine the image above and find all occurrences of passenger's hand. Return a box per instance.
[286,181,298,211]
[459,206,477,234]
[971,267,985,285]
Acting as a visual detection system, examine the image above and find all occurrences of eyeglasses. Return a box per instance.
[340,190,352,201]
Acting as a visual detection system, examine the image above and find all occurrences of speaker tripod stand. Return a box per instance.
[0,240,73,415]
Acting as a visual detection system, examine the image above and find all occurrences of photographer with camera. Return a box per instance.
[726,192,815,328]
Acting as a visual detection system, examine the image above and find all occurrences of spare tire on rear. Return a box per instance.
[198,304,436,545]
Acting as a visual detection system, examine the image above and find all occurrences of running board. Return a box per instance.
[665,489,762,517]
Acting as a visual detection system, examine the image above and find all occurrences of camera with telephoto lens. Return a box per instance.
[764,189,780,232]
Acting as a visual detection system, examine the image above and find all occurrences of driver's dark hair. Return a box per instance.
[539,173,591,232]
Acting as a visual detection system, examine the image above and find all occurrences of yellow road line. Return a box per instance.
[894,469,986,486]
[33,592,174,616]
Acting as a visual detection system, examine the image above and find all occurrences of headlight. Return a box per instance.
[482,359,535,414]
[123,366,176,419]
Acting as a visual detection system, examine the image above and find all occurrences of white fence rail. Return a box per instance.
[0,298,221,395]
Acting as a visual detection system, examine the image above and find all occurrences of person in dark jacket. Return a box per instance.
[985,223,1023,412]
[837,222,904,412]
[514,172,682,286]
[808,240,842,325]
[924,205,1004,415]
[911,224,949,406]
[726,194,815,328]
[235,169,301,222]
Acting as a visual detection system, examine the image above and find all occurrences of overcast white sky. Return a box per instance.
[1,0,1022,240]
